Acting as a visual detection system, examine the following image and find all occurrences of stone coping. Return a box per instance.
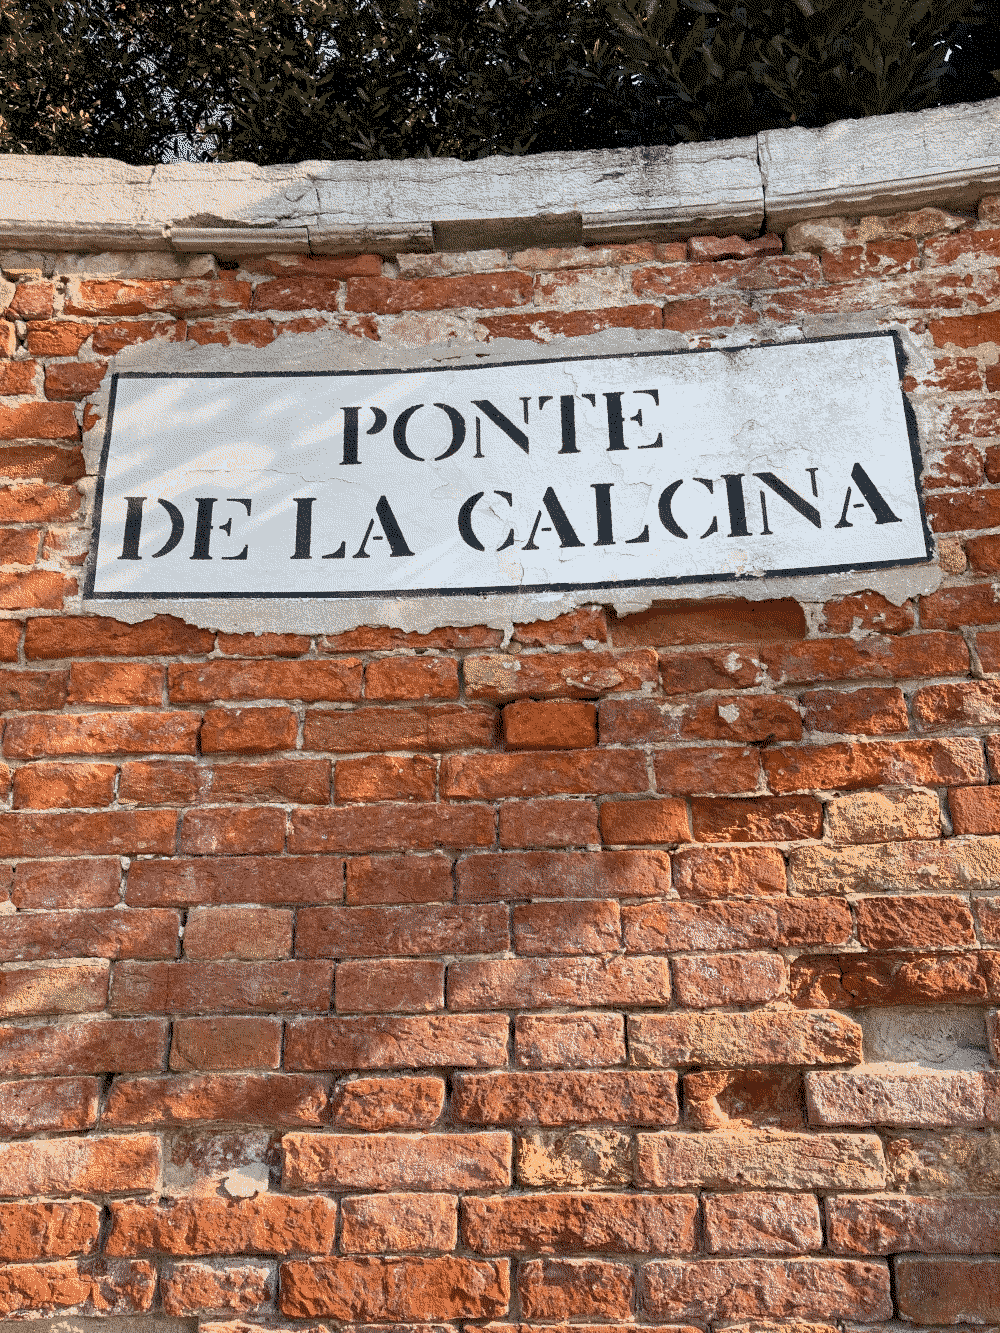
[1,98,998,256]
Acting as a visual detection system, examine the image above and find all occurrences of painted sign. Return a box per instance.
[86,333,931,601]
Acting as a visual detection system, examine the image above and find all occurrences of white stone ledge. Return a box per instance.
[0,97,997,256]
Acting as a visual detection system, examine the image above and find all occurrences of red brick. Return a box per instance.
[107,1194,336,1256]
[365,656,459,702]
[0,1256,156,1317]
[0,1201,99,1260]
[10,859,119,909]
[285,1014,509,1071]
[169,1016,283,1071]
[0,905,178,962]
[630,1010,862,1069]
[0,668,64,713]
[654,745,764,796]
[183,906,293,959]
[0,1076,100,1135]
[950,785,1000,834]
[464,1191,696,1255]
[160,1260,272,1315]
[4,711,198,759]
[279,1255,510,1321]
[90,319,184,354]
[64,278,251,317]
[684,1070,805,1131]
[914,679,1000,729]
[764,738,986,793]
[447,955,670,1011]
[248,253,381,277]
[297,903,507,958]
[12,761,115,809]
[512,607,609,646]
[323,623,502,652]
[0,809,176,857]
[0,321,13,357]
[0,484,79,522]
[200,707,297,755]
[0,360,37,393]
[170,658,361,702]
[704,1191,822,1254]
[180,807,286,855]
[335,754,435,802]
[761,632,968,683]
[480,305,662,340]
[0,569,75,610]
[921,584,1000,628]
[680,695,802,742]
[441,748,647,799]
[661,296,759,332]
[925,224,1000,262]
[330,1075,445,1129]
[103,1071,326,1125]
[251,278,341,311]
[336,958,444,1013]
[827,1193,1000,1255]
[283,1129,510,1191]
[512,900,621,955]
[304,703,497,752]
[820,591,915,634]
[691,796,822,842]
[614,597,805,647]
[904,355,983,392]
[456,850,669,902]
[126,856,342,907]
[514,1013,626,1069]
[600,799,690,845]
[821,240,918,280]
[503,700,596,750]
[341,1192,456,1253]
[185,317,275,347]
[790,951,993,1008]
[0,402,79,442]
[23,613,213,659]
[43,362,106,401]
[0,1132,159,1195]
[926,489,1000,532]
[0,962,108,1018]
[110,959,332,1014]
[672,845,786,898]
[673,951,787,1007]
[966,534,1000,573]
[924,444,985,490]
[25,322,92,356]
[209,759,330,805]
[345,853,452,904]
[0,1017,158,1075]
[929,309,1000,347]
[641,1257,891,1321]
[802,686,909,735]
[463,649,657,701]
[519,1258,633,1318]
[896,1257,1000,1322]
[67,662,163,705]
[688,233,783,261]
[118,761,203,806]
[498,798,599,848]
[9,281,55,318]
[216,631,312,656]
[347,270,532,313]
[290,804,494,853]
[0,528,40,564]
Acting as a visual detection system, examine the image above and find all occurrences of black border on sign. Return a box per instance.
[83,329,934,600]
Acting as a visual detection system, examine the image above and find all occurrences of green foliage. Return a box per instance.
[0,0,995,165]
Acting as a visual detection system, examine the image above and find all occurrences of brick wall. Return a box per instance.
[0,193,998,1329]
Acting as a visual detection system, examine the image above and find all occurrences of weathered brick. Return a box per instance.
[515,1129,632,1186]
[341,1193,457,1253]
[463,1192,696,1255]
[0,569,76,610]
[622,899,847,953]
[0,1076,100,1136]
[335,959,444,1014]
[297,904,506,957]
[614,598,805,648]
[827,1193,1000,1255]
[64,278,251,317]
[4,710,199,758]
[704,1192,822,1254]
[279,1256,510,1320]
[456,850,669,902]
[636,1130,884,1190]
[0,1134,160,1196]
[826,789,941,843]
[672,950,787,1008]
[103,1071,326,1126]
[106,1195,336,1256]
[0,1016,167,1075]
[641,1258,891,1322]
[884,1129,1000,1193]
[90,318,184,354]
[67,662,163,705]
[24,613,213,659]
[0,962,108,1018]
[447,955,670,1011]
[684,1069,805,1131]
[691,796,823,842]
[160,1260,272,1316]
[498,798,600,848]
[629,1010,863,1068]
[441,748,647,799]
[0,1256,156,1318]
[895,1257,1000,1323]
[200,707,297,754]
[0,810,176,857]
[806,1068,990,1128]
[791,950,994,1008]
[761,632,968,683]
[480,304,661,341]
[790,837,1000,896]
[514,1013,626,1069]
[283,1130,510,1191]
[335,754,436,802]
[285,1014,509,1071]
[345,854,452,905]
[365,656,459,702]
[322,623,502,652]
[922,583,1000,628]
[452,1070,678,1126]
[180,807,286,855]
[512,900,620,955]
[671,846,786,898]
[25,321,92,355]
[208,759,330,805]
[170,1017,283,1071]
[12,761,116,809]
[304,704,497,752]
[802,686,910,736]
[0,668,66,712]
[854,895,976,950]
[0,1201,99,1261]
[330,1076,445,1129]
[183,907,293,959]
[0,403,78,441]
[110,959,332,1014]
[512,606,609,646]
[126,856,342,906]
[519,1258,633,1319]
[764,738,986,794]
[170,658,361,702]
[290,805,494,854]
[463,650,657,701]
[950,785,1000,835]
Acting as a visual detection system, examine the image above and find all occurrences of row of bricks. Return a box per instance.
[2,788,999,855]
[0,1252,994,1324]
[0,1000,993,1075]
[3,941,1000,1019]
[2,1185,1000,1263]
[8,832,1000,906]
[0,889,995,963]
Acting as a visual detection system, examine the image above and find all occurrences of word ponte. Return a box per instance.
[86,334,931,601]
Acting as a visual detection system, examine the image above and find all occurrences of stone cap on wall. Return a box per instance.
[1,97,998,256]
